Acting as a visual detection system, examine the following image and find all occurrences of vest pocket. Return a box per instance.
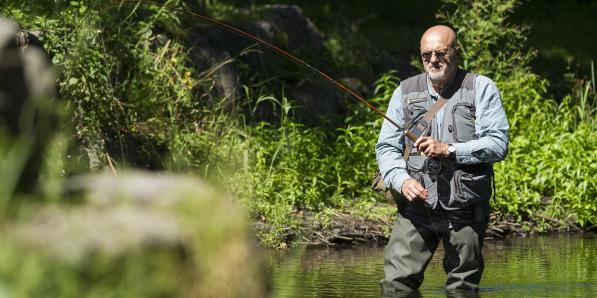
[407,97,427,105]
[451,169,492,207]
[407,101,427,118]
[405,155,425,178]
[451,103,476,142]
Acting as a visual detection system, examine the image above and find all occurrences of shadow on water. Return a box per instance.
[268,233,596,297]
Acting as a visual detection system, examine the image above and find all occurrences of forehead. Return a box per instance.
[420,33,453,51]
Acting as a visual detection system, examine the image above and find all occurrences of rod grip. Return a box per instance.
[405,130,418,142]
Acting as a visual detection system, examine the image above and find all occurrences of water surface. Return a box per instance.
[268,234,596,297]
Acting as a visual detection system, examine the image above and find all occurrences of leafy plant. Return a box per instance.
[439,0,596,227]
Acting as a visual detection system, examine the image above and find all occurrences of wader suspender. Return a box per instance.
[403,97,448,161]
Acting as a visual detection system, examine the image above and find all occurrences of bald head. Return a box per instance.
[420,25,457,50]
[420,25,460,88]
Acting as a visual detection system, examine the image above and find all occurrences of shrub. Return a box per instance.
[439,0,596,226]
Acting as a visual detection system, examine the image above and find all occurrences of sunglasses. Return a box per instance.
[420,49,450,61]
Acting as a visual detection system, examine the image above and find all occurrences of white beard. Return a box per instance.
[428,71,446,82]
[426,65,448,82]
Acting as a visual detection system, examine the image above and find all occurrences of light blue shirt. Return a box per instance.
[375,74,510,193]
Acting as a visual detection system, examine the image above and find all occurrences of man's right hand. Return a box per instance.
[401,179,428,202]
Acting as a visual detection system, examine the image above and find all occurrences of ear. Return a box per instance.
[453,43,461,55]
[452,43,462,62]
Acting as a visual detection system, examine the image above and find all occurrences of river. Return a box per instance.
[268,233,596,297]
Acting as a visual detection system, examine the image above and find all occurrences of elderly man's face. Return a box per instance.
[420,35,458,82]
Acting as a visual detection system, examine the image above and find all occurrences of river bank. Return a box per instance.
[254,202,591,248]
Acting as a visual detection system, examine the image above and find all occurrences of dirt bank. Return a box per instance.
[254,203,589,248]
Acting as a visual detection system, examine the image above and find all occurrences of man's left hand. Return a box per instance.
[414,136,449,158]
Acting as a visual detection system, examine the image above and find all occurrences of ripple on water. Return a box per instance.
[269,234,597,298]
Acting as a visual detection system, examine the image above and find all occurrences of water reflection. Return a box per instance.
[383,289,481,298]
[269,234,596,297]
[380,291,483,298]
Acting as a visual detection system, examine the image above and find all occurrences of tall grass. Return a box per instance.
[167,75,394,245]
[1,0,595,247]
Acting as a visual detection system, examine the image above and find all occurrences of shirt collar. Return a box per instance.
[426,75,439,99]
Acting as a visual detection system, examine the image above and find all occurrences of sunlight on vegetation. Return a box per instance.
[0,0,595,252]
[439,0,595,228]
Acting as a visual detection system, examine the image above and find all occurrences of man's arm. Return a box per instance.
[375,87,412,193]
[453,75,510,164]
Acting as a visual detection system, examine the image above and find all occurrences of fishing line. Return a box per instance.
[113,0,417,141]
[113,1,454,253]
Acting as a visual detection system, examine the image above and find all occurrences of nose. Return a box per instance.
[430,52,439,63]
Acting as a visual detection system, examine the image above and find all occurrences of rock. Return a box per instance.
[0,18,55,135]
[187,34,243,109]
[1,171,270,297]
[16,205,182,265]
[203,5,325,54]
[0,17,57,194]
[186,5,344,124]
[259,4,325,52]
[286,82,344,125]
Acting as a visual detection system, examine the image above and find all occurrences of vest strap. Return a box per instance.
[403,96,448,160]
[402,70,471,161]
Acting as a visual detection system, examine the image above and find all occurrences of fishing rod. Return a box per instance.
[115,2,453,256]
[114,0,417,141]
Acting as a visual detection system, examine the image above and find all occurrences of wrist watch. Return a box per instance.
[447,144,456,159]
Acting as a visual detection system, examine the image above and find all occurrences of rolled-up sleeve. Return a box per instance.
[454,76,509,164]
[375,86,411,192]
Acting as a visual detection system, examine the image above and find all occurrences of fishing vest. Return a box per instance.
[400,69,493,210]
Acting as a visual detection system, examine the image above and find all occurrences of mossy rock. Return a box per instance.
[0,171,270,298]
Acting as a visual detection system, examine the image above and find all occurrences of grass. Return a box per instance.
[0,0,595,249]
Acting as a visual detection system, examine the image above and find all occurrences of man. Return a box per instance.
[376,25,509,293]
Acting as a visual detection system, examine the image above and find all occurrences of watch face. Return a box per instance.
[448,145,456,153]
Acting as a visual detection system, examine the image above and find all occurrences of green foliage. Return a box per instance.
[6,0,206,170]
[165,72,399,246]
[439,0,596,227]
[0,134,33,203]
[1,0,595,250]
[438,0,534,82]
[0,243,187,297]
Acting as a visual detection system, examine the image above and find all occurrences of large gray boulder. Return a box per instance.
[1,171,271,297]
[187,34,243,110]
[257,4,326,52]
[187,5,344,124]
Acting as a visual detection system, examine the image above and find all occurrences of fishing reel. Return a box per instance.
[405,155,446,177]
[422,157,443,176]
